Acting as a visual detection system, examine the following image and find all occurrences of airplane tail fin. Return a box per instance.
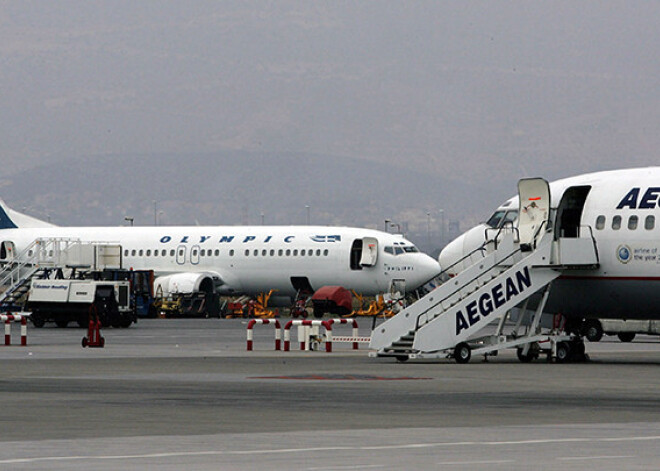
[0,200,57,229]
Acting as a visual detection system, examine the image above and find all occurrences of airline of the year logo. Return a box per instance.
[158,234,342,244]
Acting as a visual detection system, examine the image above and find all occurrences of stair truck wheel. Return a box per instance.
[395,355,409,363]
[31,312,45,328]
[454,342,471,364]
[584,320,603,342]
[617,332,636,342]
[55,320,69,328]
[555,341,571,363]
[516,347,537,363]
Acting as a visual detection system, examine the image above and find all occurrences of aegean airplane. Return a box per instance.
[439,166,660,327]
[0,200,440,303]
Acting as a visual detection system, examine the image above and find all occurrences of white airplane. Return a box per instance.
[439,166,660,331]
[0,200,440,304]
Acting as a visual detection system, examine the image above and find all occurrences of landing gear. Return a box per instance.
[454,342,471,364]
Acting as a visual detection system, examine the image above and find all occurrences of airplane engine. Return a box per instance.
[154,272,220,297]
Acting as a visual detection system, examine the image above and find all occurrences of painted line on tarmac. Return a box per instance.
[2,435,660,465]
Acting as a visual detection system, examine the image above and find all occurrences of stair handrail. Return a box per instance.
[0,238,82,288]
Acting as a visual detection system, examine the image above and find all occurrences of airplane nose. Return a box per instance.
[416,254,442,286]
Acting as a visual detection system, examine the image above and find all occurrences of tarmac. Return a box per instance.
[2,318,660,470]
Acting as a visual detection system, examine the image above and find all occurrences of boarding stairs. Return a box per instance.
[0,238,121,311]
[370,229,599,362]
[370,178,600,363]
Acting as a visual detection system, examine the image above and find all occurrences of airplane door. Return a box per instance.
[518,178,550,248]
[191,245,200,265]
[555,186,591,238]
[359,237,378,267]
[176,245,187,265]
[0,241,15,261]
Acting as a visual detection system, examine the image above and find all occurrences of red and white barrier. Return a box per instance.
[283,319,370,352]
[246,319,281,351]
[324,318,361,352]
[1,313,30,347]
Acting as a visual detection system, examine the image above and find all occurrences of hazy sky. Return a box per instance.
[1,1,659,218]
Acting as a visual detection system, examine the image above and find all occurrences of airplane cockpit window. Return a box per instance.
[486,211,505,228]
[502,210,518,225]
[486,210,518,228]
[403,246,419,253]
[646,215,655,230]
[595,215,605,230]
[384,246,394,255]
[394,247,404,255]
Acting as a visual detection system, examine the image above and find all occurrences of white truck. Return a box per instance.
[27,279,133,328]
[582,318,660,343]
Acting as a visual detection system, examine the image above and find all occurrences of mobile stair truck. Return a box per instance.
[369,178,600,363]
[0,238,133,328]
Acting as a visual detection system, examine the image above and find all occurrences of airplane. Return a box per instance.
[0,199,441,311]
[438,166,660,334]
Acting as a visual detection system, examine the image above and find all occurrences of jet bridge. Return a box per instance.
[370,178,600,363]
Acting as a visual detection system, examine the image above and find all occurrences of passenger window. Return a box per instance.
[628,215,638,230]
[595,215,605,230]
[179,249,184,256]
[323,249,329,256]
[146,250,151,256]
[229,250,234,256]
[293,249,298,256]
[316,249,321,256]
[286,249,291,256]
[301,249,306,256]
[254,249,258,256]
[612,215,622,230]
[278,249,283,256]
[215,249,220,256]
[200,249,205,256]
[245,250,249,256]
[270,249,275,256]
[124,250,129,256]
[262,249,267,256]
[139,250,144,256]
[131,250,136,256]
[170,249,175,256]
[646,215,655,230]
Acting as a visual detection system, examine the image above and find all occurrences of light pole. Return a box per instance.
[124,217,134,227]
[153,200,157,226]
[385,218,390,233]
[439,209,445,245]
[305,205,310,225]
[426,211,431,249]
[261,212,265,225]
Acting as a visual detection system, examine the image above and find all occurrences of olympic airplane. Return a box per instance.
[0,200,440,302]
[438,166,660,328]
